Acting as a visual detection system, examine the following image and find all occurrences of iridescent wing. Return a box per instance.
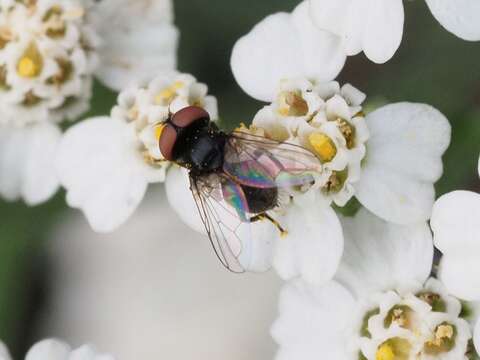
[223,131,322,189]
[189,174,250,273]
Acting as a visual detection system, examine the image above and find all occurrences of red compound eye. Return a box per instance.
[159,124,177,161]
[171,106,210,128]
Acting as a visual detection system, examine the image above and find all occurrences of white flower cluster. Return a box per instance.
[252,79,368,207]
[0,0,178,206]
[0,0,99,127]
[357,279,472,360]
[273,208,480,360]
[55,72,218,232]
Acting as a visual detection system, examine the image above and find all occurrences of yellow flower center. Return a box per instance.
[375,338,411,360]
[376,344,395,360]
[308,132,337,162]
[17,42,43,78]
[154,81,184,105]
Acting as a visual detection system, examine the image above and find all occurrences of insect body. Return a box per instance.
[159,106,321,272]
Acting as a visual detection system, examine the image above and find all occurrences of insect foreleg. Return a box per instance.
[249,213,288,238]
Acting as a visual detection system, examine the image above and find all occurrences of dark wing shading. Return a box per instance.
[189,175,249,273]
[223,131,322,189]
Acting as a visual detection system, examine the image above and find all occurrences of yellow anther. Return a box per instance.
[277,91,308,117]
[17,43,43,78]
[376,344,395,360]
[154,81,184,105]
[64,7,85,20]
[278,107,289,116]
[436,325,454,340]
[235,122,248,132]
[154,123,166,141]
[424,322,456,354]
[308,132,337,162]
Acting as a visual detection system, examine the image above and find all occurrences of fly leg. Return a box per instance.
[249,213,288,238]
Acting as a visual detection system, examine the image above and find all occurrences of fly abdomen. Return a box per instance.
[241,185,278,214]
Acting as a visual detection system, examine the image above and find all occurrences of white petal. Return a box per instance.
[438,255,480,302]
[475,319,480,355]
[309,0,354,37]
[362,0,404,64]
[165,166,205,234]
[431,191,480,301]
[238,220,277,273]
[309,0,364,56]
[0,123,61,205]
[272,280,355,360]
[336,208,433,298]
[426,0,480,41]
[69,345,115,360]
[0,342,11,360]
[230,1,345,102]
[26,339,71,360]
[356,103,451,224]
[56,117,153,233]
[309,0,404,63]
[93,0,179,90]
[273,197,344,285]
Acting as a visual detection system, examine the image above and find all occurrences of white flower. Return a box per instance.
[191,77,448,283]
[231,2,452,227]
[430,161,480,302]
[272,209,480,360]
[309,0,480,64]
[56,72,218,233]
[0,0,99,128]
[230,1,346,102]
[0,339,113,360]
[0,0,178,205]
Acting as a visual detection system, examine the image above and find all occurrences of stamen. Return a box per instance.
[0,65,8,90]
[43,5,66,37]
[154,81,184,105]
[0,27,12,49]
[424,322,456,354]
[22,91,41,106]
[47,58,73,85]
[308,132,337,162]
[334,117,356,149]
[417,292,446,312]
[323,170,348,194]
[384,305,413,329]
[17,42,43,78]
[277,91,308,116]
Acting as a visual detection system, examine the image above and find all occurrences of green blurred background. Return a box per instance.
[0,0,479,356]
